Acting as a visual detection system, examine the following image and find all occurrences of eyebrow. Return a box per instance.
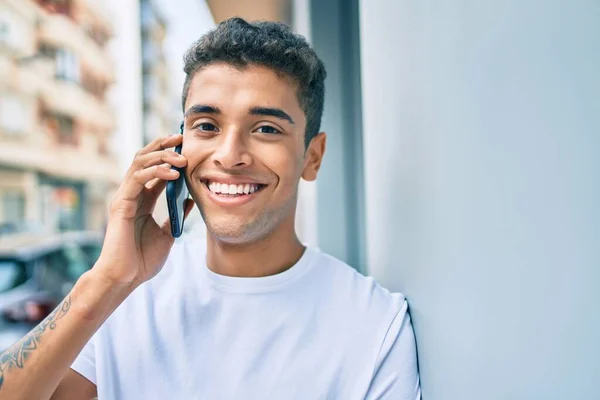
[184,104,221,118]
[249,106,295,125]
[184,104,295,125]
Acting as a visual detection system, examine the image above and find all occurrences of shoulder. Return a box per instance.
[311,250,417,393]
[311,248,407,337]
[314,248,406,309]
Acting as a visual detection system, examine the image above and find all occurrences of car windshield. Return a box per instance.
[0,261,24,293]
[62,244,90,281]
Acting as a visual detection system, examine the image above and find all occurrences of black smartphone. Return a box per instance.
[166,122,189,238]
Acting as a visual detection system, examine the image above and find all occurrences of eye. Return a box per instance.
[194,122,218,132]
[256,125,281,135]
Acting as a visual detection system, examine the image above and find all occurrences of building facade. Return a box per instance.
[0,0,119,232]
[140,0,174,145]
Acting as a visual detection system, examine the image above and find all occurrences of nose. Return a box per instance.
[212,130,252,169]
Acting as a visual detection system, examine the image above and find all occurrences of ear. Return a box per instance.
[302,132,326,181]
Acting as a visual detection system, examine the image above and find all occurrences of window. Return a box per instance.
[2,191,25,224]
[81,70,106,99]
[0,261,28,293]
[56,115,75,144]
[0,10,28,52]
[37,251,68,296]
[61,244,89,281]
[44,113,76,145]
[36,0,72,16]
[142,39,157,68]
[0,19,8,44]
[80,243,102,267]
[143,73,157,105]
[0,94,29,135]
[55,48,80,83]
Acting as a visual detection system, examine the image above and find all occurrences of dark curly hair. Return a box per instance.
[182,17,327,147]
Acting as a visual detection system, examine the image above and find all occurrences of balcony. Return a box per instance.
[1,0,39,58]
[0,54,52,94]
[40,77,115,131]
[13,57,55,96]
[10,58,115,132]
[0,135,120,184]
[38,11,114,82]
[73,0,114,38]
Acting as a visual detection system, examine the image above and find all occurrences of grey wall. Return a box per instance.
[310,0,366,272]
[359,0,600,398]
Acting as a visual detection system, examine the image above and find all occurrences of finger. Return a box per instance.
[145,177,160,189]
[147,177,168,200]
[133,150,187,170]
[135,134,183,157]
[159,133,184,149]
[160,216,173,237]
[139,175,169,214]
[120,164,179,201]
[124,151,186,184]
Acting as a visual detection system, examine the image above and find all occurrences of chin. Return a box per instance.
[206,219,257,244]
[205,214,274,245]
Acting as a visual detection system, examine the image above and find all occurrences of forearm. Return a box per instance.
[0,268,135,400]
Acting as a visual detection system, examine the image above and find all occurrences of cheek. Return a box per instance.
[256,145,304,189]
[182,141,210,175]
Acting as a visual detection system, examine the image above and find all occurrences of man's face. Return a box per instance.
[182,63,324,244]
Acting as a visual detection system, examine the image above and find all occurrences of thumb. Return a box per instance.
[160,216,173,236]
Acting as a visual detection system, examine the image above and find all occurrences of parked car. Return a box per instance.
[0,231,103,350]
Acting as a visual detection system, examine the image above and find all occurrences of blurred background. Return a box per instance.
[0,0,599,399]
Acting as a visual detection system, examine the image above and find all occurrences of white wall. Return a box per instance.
[359,0,600,398]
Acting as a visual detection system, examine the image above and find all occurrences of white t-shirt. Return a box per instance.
[72,235,420,399]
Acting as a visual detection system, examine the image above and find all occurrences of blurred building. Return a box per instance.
[140,0,174,144]
[0,0,119,232]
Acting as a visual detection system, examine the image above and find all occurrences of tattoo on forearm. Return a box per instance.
[0,295,72,390]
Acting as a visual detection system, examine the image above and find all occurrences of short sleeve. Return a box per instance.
[364,301,421,400]
[70,333,97,385]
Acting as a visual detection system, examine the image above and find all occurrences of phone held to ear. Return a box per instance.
[166,122,189,238]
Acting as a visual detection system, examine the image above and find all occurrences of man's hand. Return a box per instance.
[0,135,195,399]
[96,134,193,287]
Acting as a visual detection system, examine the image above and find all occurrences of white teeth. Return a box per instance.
[207,181,262,195]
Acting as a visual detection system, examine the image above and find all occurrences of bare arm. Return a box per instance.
[0,134,191,400]
[51,369,97,400]
[0,269,134,399]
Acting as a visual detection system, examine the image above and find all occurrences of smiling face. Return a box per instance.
[182,63,325,244]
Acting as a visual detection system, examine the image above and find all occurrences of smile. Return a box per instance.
[202,180,267,198]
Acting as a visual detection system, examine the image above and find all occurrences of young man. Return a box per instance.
[0,18,420,399]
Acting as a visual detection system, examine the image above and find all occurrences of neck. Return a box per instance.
[205,216,305,278]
